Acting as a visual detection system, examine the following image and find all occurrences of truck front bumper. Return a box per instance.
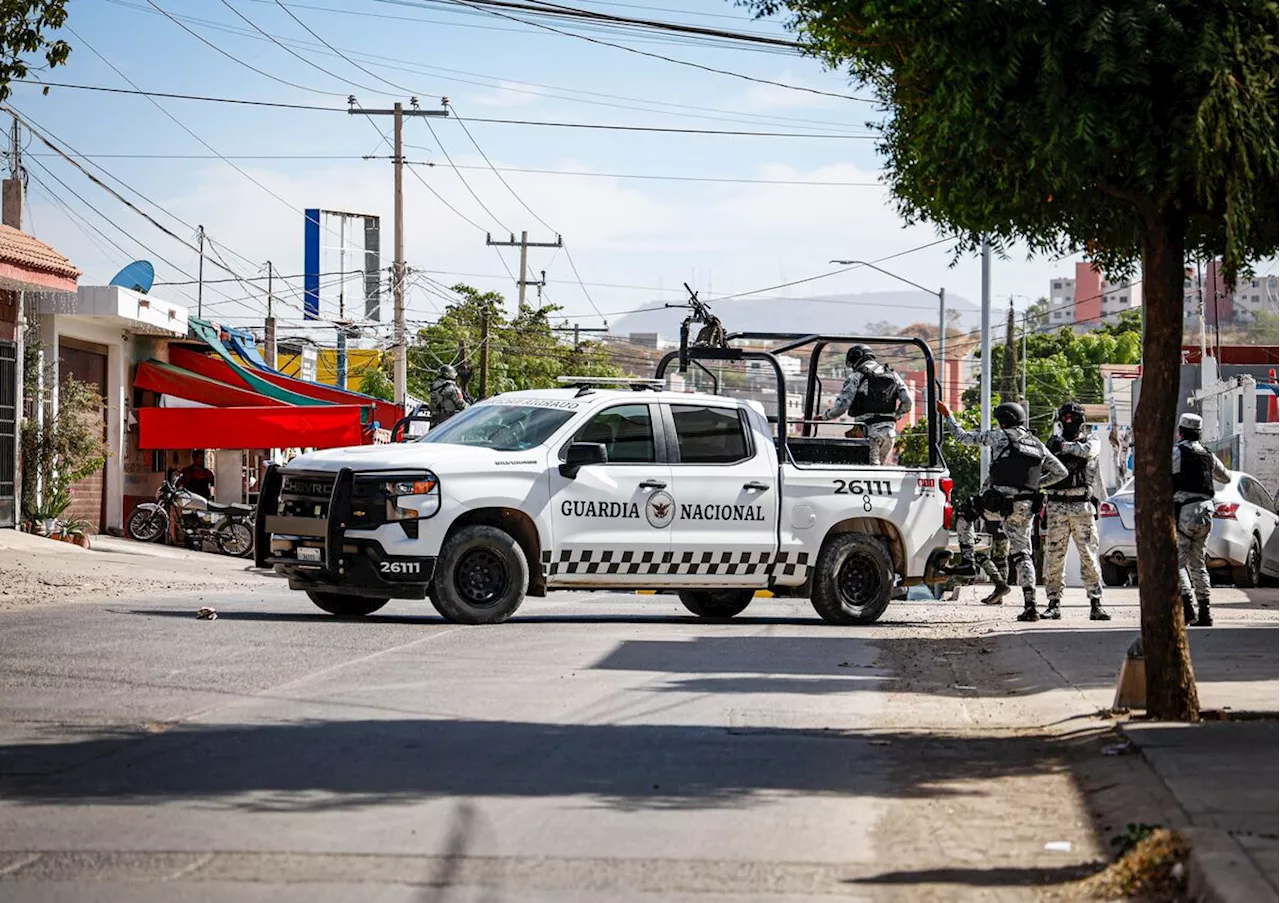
[255,464,436,600]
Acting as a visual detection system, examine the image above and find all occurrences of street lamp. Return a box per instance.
[830,259,947,402]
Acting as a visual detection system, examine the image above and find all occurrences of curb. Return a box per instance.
[1183,828,1276,903]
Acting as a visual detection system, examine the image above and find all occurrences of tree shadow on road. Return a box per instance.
[0,717,1094,816]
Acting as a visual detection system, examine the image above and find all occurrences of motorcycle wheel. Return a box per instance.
[215,520,255,558]
[127,508,167,543]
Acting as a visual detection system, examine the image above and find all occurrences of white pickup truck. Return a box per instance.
[255,335,953,625]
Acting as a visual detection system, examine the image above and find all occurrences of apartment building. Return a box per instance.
[1043,262,1142,331]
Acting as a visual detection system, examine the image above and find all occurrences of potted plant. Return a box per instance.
[60,516,93,549]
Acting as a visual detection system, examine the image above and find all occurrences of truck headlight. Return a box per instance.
[352,471,441,525]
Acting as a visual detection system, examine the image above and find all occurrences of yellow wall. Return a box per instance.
[268,347,383,392]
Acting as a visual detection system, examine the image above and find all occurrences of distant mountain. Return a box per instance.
[608,290,977,343]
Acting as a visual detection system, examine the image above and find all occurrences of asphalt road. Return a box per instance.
[1,574,1275,901]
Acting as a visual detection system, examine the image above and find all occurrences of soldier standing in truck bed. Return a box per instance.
[822,344,912,465]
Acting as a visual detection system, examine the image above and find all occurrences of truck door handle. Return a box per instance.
[638,479,667,490]
[743,481,769,491]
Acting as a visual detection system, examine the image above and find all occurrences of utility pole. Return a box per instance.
[938,287,946,404]
[4,116,24,528]
[1021,309,1028,409]
[348,97,449,405]
[196,225,205,319]
[487,231,562,305]
[264,261,277,370]
[553,324,607,350]
[479,311,490,399]
[979,237,992,486]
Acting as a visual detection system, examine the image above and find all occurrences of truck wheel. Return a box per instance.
[810,534,894,625]
[306,591,390,617]
[677,589,754,620]
[432,525,528,624]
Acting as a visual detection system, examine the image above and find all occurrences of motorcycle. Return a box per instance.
[126,480,255,558]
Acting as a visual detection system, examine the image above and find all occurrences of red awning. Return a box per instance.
[169,346,401,427]
[134,360,286,408]
[138,405,367,450]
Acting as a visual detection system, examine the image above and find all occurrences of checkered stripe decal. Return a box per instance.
[542,548,809,578]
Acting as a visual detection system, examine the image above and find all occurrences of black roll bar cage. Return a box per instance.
[654,332,941,469]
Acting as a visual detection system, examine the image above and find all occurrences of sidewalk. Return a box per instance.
[1120,721,1278,903]
[989,593,1278,903]
[0,529,273,609]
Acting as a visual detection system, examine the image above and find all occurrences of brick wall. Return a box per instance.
[66,468,104,533]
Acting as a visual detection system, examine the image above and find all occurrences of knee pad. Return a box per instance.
[1010,551,1031,567]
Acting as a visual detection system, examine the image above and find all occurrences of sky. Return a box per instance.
[11,0,1268,344]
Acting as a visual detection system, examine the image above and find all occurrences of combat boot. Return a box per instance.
[942,553,977,577]
[1193,601,1213,627]
[1016,588,1039,622]
[980,580,1010,605]
[1042,598,1062,620]
[1182,594,1196,626]
[1089,599,1111,621]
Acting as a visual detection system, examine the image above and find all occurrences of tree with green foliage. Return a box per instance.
[898,404,982,503]
[401,284,621,401]
[964,315,1143,436]
[0,1,69,100]
[747,0,1278,719]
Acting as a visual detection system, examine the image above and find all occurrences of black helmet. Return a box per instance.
[994,401,1027,428]
[845,344,875,369]
[1056,401,1085,425]
[438,364,458,380]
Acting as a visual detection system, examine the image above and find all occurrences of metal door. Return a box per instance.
[0,341,16,527]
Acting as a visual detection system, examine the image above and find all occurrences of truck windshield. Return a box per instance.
[418,404,576,451]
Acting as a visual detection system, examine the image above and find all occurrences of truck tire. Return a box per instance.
[432,525,528,624]
[810,534,894,626]
[306,590,390,617]
[677,589,754,620]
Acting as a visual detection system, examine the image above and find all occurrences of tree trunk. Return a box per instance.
[1135,207,1200,721]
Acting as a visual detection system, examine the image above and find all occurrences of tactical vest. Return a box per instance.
[430,379,463,421]
[990,429,1044,492]
[1173,441,1214,497]
[853,364,902,420]
[1047,436,1089,491]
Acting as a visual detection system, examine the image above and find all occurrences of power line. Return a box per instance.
[97,2,868,130]
[16,79,869,137]
[433,0,871,102]
[142,0,348,96]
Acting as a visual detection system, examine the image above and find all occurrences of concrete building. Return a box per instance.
[1183,260,1278,326]
[0,225,81,528]
[1044,262,1143,331]
[29,285,188,532]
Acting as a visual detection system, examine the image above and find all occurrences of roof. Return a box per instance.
[0,224,80,292]
[487,387,735,405]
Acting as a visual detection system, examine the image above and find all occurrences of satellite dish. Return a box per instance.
[109,260,155,294]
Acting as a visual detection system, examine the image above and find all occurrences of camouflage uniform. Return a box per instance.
[1042,431,1106,617]
[823,361,912,465]
[953,496,1012,602]
[945,416,1068,617]
[1173,438,1230,623]
[429,377,467,427]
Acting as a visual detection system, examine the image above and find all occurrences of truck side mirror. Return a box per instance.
[559,442,607,478]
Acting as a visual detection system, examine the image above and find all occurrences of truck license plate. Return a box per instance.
[296,547,321,562]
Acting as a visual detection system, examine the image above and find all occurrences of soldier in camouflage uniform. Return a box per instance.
[948,494,1013,605]
[429,365,468,428]
[822,344,913,465]
[1172,412,1230,627]
[938,399,1068,621]
[1042,402,1109,621]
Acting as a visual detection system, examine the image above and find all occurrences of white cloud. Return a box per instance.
[736,72,839,111]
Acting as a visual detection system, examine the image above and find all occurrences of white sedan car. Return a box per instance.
[1097,471,1280,588]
